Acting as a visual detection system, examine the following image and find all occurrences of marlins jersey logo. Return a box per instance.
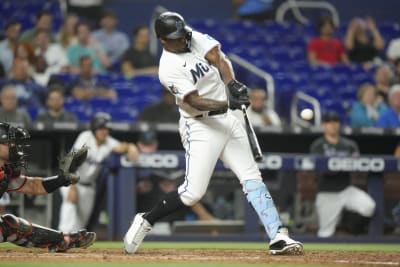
[167,83,180,95]
[190,62,210,84]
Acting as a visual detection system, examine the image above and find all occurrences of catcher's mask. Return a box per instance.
[155,11,192,51]
[0,122,30,167]
[90,112,112,133]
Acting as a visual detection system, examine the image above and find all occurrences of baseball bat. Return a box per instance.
[241,104,263,162]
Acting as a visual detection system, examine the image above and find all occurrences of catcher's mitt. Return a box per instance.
[59,145,88,175]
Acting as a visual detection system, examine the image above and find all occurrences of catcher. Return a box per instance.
[0,122,95,252]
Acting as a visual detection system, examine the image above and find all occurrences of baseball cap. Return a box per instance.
[322,111,340,123]
[138,130,158,145]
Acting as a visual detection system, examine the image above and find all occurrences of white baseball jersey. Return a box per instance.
[159,31,227,118]
[73,130,119,185]
[156,30,262,208]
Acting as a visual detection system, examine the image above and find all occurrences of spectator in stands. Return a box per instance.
[375,85,400,128]
[67,22,110,73]
[390,58,400,85]
[350,83,387,127]
[20,10,55,45]
[344,17,385,66]
[137,89,179,123]
[14,42,35,67]
[136,130,216,226]
[310,111,375,237]
[58,13,79,50]
[386,37,400,64]
[246,88,281,127]
[71,55,116,100]
[4,60,46,108]
[121,25,158,78]
[0,85,32,127]
[307,16,349,66]
[92,10,129,66]
[36,86,77,125]
[374,65,393,104]
[0,21,21,75]
[32,30,69,86]
[59,112,138,232]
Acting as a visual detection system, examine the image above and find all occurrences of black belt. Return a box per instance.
[195,109,227,118]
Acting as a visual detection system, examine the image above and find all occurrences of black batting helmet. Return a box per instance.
[155,12,192,40]
[90,112,112,132]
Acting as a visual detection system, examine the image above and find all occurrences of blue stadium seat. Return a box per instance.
[110,110,136,123]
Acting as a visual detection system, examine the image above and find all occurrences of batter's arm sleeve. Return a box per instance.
[205,46,235,84]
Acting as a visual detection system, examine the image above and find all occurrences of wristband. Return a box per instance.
[42,174,69,193]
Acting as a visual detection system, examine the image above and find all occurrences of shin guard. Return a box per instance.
[0,214,64,248]
[243,180,281,239]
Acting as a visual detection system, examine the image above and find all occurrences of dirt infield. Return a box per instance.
[1,248,399,266]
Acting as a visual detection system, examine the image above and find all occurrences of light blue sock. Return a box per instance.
[243,180,281,240]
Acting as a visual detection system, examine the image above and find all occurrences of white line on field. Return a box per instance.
[335,260,400,266]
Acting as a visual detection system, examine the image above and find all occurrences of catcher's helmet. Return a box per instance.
[90,112,112,132]
[0,122,30,167]
[154,12,192,40]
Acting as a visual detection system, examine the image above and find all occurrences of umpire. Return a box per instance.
[310,111,376,237]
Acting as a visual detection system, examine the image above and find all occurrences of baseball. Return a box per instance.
[300,108,314,120]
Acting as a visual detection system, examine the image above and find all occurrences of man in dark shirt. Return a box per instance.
[36,86,78,126]
[137,89,179,123]
[310,111,375,237]
[120,25,158,78]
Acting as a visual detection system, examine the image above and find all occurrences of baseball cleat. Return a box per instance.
[269,227,303,255]
[124,213,152,254]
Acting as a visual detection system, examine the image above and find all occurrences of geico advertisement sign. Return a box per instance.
[139,153,179,168]
[256,155,282,169]
[328,157,385,172]
[120,153,180,168]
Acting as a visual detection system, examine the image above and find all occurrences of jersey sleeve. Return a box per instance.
[108,136,120,150]
[192,31,220,59]
[310,139,323,154]
[160,68,197,101]
[72,131,90,150]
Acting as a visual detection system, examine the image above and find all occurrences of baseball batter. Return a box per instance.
[59,112,138,232]
[124,12,303,255]
[0,122,95,252]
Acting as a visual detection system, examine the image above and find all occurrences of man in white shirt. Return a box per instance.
[32,30,69,86]
[58,112,138,232]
